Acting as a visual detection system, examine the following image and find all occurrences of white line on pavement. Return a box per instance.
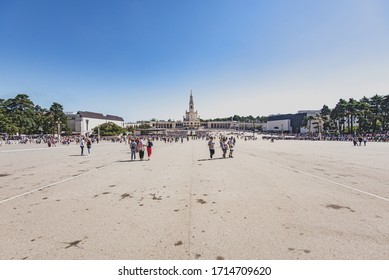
[0,160,120,205]
[0,143,117,153]
[0,146,80,153]
[270,161,389,202]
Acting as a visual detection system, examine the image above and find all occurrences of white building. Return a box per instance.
[150,120,184,129]
[205,121,260,130]
[147,91,200,132]
[266,118,291,132]
[66,111,125,135]
[124,92,263,134]
[265,110,325,134]
[183,91,201,129]
[266,112,311,133]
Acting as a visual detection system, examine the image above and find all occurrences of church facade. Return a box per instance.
[146,91,262,132]
[183,91,201,129]
[149,91,201,130]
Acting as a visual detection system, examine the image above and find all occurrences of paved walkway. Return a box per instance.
[0,139,388,259]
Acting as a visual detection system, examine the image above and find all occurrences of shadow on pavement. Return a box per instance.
[197,157,229,161]
[117,159,148,163]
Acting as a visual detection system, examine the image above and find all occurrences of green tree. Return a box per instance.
[138,124,151,129]
[381,94,389,131]
[369,94,383,133]
[356,97,371,134]
[346,98,358,133]
[232,115,241,121]
[5,94,36,135]
[93,122,125,136]
[33,105,49,134]
[256,116,268,123]
[307,115,315,134]
[320,105,331,133]
[0,98,18,135]
[48,102,68,135]
[330,99,347,134]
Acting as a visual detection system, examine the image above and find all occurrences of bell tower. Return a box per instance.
[183,90,200,130]
[189,90,194,110]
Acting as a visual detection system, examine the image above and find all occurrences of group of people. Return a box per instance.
[353,136,368,146]
[208,136,236,159]
[261,132,389,143]
[128,137,153,161]
[77,135,155,158]
[79,137,92,156]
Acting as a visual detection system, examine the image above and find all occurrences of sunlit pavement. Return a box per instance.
[0,139,388,259]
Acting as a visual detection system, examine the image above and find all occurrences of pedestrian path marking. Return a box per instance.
[0,160,121,205]
[270,160,389,203]
[0,143,113,153]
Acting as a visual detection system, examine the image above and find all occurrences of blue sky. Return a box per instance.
[1,0,389,121]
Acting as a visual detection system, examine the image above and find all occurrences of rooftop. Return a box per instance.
[77,111,124,121]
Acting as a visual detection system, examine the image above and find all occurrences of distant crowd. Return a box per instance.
[1,131,388,149]
[261,132,389,143]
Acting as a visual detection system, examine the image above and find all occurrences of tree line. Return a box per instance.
[204,94,389,135]
[0,94,69,135]
[319,94,389,134]
[202,115,269,123]
[1,93,388,136]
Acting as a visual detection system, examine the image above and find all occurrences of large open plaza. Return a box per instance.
[0,137,388,260]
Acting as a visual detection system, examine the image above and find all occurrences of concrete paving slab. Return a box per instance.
[0,138,388,259]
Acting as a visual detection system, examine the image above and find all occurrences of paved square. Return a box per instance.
[0,138,388,259]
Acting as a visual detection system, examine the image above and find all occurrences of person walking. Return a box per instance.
[80,137,85,156]
[358,135,363,146]
[137,138,145,160]
[353,137,358,146]
[130,138,137,161]
[86,138,92,154]
[208,137,215,159]
[135,138,144,160]
[228,137,234,158]
[146,138,153,160]
[221,137,228,158]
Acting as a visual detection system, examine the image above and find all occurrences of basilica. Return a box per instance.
[64,91,317,136]
[138,91,203,131]
[183,91,201,129]
[138,91,258,132]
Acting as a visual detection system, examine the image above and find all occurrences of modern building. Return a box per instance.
[66,111,125,135]
[266,112,310,133]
